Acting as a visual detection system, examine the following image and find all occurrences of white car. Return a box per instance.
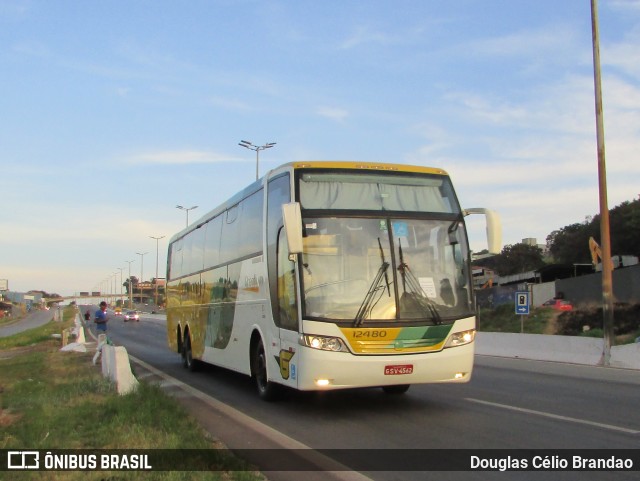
[124,311,140,322]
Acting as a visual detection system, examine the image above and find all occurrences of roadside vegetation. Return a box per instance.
[478,303,640,344]
[0,306,264,481]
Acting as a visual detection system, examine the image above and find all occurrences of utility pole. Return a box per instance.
[590,0,615,366]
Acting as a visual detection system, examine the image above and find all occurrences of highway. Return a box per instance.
[94,308,640,481]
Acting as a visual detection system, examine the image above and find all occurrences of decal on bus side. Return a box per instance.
[275,350,296,380]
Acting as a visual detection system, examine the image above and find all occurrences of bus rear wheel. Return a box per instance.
[182,333,198,371]
[252,338,279,401]
[382,384,410,395]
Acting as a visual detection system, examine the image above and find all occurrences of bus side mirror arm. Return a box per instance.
[463,208,502,254]
[282,202,303,260]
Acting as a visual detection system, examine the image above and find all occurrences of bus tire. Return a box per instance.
[182,332,198,371]
[382,384,410,395]
[251,338,279,401]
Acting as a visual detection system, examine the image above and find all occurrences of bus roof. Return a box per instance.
[281,161,449,176]
[169,161,450,243]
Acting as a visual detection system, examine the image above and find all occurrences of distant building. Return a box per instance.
[472,266,496,289]
[3,290,43,304]
[522,237,546,253]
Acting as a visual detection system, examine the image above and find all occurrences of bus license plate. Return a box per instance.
[384,364,413,375]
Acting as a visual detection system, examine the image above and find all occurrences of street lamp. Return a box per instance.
[150,235,165,307]
[112,273,118,303]
[136,252,148,305]
[125,260,135,309]
[238,140,276,180]
[116,267,124,306]
[103,277,109,304]
[176,205,198,227]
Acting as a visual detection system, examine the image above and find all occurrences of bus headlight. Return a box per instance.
[444,329,476,348]
[300,334,348,352]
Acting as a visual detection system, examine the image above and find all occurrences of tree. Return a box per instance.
[608,199,640,258]
[547,197,640,264]
[124,276,139,295]
[546,223,594,265]
[493,243,545,276]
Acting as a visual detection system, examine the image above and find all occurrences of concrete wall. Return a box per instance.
[476,332,640,369]
[557,264,640,307]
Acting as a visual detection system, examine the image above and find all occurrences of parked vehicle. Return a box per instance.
[542,299,573,311]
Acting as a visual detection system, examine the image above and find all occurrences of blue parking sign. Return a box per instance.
[515,292,530,315]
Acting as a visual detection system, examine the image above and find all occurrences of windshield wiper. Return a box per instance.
[397,241,442,324]
[354,238,391,327]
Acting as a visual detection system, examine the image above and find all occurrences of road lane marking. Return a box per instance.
[466,398,640,435]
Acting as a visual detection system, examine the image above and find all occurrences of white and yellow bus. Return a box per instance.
[166,161,500,400]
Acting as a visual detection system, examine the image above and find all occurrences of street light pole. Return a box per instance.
[238,140,276,180]
[136,252,148,305]
[116,267,124,306]
[150,235,165,307]
[176,205,198,227]
[125,260,135,309]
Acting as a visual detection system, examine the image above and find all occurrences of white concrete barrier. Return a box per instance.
[101,344,139,395]
[610,342,640,369]
[60,313,88,352]
[476,332,640,369]
[59,312,139,394]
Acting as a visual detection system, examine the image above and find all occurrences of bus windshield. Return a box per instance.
[300,216,472,325]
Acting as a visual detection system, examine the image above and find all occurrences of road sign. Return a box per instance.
[515,291,530,315]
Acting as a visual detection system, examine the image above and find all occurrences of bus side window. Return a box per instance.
[277,228,298,331]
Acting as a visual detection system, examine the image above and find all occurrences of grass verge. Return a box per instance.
[0,306,264,481]
[477,303,555,334]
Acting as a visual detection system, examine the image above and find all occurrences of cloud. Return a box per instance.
[116,87,131,97]
[0,1,29,19]
[605,38,640,80]
[339,25,396,50]
[316,106,349,122]
[208,96,252,111]
[470,25,579,60]
[126,150,239,165]
[609,0,640,12]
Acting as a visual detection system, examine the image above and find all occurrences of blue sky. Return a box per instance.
[2,0,639,297]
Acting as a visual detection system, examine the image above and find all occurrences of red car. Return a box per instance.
[542,299,573,311]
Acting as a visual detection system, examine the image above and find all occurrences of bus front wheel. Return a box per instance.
[252,338,279,401]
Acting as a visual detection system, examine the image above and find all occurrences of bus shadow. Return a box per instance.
[191,360,458,420]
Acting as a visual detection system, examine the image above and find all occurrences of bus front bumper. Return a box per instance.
[293,342,475,391]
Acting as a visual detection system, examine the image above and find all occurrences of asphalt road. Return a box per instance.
[89,308,640,481]
[0,309,58,337]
